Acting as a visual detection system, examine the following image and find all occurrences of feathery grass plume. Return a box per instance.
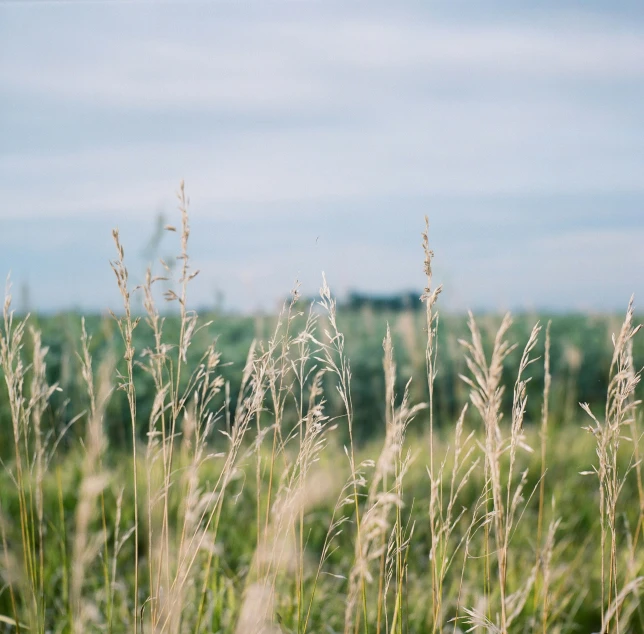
[427,402,480,632]
[232,293,338,633]
[623,335,644,629]
[110,228,141,633]
[71,319,117,634]
[530,323,567,634]
[110,186,234,633]
[459,311,514,626]
[461,314,541,632]
[421,217,448,630]
[582,296,643,633]
[241,376,320,626]
[421,216,442,475]
[26,326,50,629]
[626,335,644,537]
[144,197,233,634]
[502,322,541,572]
[344,326,422,634]
[291,303,325,629]
[536,321,552,547]
[136,204,221,633]
[380,326,425,634]
[139,260,173,622]
[0,280,59,634]
[0,282,35,631]
[310,274,370,632]
[421,219,483,633]
[183,334,272,631]
[259,284,304,580]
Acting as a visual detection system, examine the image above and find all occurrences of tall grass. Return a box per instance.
[0,185,643,633]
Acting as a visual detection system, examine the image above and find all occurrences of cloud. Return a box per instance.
[2,94,643,221]
[2,4,643,220]
[1,2,644,310]
[3,7,644,112]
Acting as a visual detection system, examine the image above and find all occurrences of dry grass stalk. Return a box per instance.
[461,314,541,632]
[427,403,480,632]
[582,297,643,633]
[0,283,60,633]
[343,326,423,634]
[110,228,141,634]
[70,321,115,634]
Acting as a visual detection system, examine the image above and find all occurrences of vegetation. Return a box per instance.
[1,189,643,633]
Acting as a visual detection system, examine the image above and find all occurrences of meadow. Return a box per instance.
[1,196,643,633]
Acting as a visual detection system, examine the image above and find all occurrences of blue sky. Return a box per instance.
[1,1,644,313]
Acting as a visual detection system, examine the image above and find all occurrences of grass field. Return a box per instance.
[1,202,643,634]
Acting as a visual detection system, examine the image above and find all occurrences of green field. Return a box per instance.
[1,216,643,634]
[3,306,639,452]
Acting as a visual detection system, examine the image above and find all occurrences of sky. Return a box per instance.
[1,0,644,314]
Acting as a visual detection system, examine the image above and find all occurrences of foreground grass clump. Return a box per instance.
[1,191,643,634]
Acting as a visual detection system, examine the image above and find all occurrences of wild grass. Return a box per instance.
[0,186,643,633]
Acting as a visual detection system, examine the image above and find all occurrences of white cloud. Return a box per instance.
[3,9,644,112]
[2,2,644,310]
[2,92,643,221]
[3,4,644,220]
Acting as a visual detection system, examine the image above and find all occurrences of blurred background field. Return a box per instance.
[3,304,639,452]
